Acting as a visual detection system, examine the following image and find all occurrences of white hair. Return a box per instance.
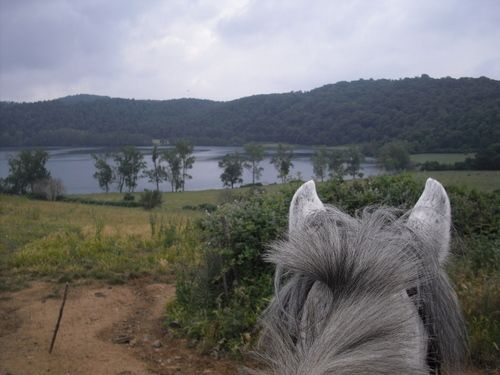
[254,179,467,375]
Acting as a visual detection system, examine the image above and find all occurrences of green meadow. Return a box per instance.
[1,172,497,287]
[410,170,500,192]
[0,184,281,288]
[0,194,196,289]
[410,152,474,164]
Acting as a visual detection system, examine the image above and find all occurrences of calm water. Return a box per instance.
[0,146,382,194]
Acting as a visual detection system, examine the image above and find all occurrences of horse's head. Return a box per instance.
[290,178,450,247]
[257,179,467,375]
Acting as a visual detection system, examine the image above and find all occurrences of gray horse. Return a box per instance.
[255,179,467,375]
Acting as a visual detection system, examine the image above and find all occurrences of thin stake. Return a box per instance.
[49,282,69,354]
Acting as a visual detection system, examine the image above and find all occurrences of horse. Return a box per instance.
[254,179,467,374]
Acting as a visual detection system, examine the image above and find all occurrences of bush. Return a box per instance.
[139,189,162,209]
[182,203,217,213]
[32,178,65,201]
[0,178,13,194]
[167,191,289,352]
[420,161,453,171]
[168,175,500,367]
[123,193,135,201]
[449,236,499,368]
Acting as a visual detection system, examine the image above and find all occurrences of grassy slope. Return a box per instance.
[1,172,498,285]
[0,194,195,288]
[0,194,169,243]
[0,185,284,286]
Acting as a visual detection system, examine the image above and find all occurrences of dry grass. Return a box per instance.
[0,194,198,287]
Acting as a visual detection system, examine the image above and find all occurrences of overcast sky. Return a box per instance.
[1,0,499,102]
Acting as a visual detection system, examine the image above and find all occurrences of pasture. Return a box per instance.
[1,172,497,286]
[410,153,474,164]
[0,194,195,289]
[410,170,500,192]
[0,185,280,288]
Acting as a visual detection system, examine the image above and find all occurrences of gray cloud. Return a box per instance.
[1,0,499,102]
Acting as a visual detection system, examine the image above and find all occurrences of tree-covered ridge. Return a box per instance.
[1,76,499,151]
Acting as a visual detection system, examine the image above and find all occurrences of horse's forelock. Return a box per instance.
[258,205,467,375]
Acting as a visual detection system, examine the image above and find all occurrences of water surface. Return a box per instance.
[0,146,382,194]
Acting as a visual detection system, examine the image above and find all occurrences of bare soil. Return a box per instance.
[0,280,490,375]
[0,280,244,375]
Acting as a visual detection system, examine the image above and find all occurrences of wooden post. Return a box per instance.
[49,282,69,354]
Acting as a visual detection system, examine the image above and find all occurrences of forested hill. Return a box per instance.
[1,76,499,151]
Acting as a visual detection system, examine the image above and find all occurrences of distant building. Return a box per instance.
[152,139,170,145]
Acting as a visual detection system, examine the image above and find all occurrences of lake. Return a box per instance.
[0,146,383,194]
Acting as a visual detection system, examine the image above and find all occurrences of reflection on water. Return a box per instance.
[0,146,382,194]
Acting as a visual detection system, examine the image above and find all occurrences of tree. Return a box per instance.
[92,153,114,192]
[143,145,166,191]
[328,149,346,181]
[243,143,265,184]
[7,149,50,194]
[311,147,329,182]
[162,148,182,192]
[271,144,294,183]
[114,146,146,193]
[473,143,500,170]
[219,152,244,188]
[33,177,65,200]
[378,141,411,172]
[345,146,363,179]
[175,140,195,191]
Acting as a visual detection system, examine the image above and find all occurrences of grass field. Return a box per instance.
[0,194,172,241]
[1,172,498,288]
[76,184,284,211]
[410,170,500,192]
[0,184,284,287]
[0,194,199,288]
[78,188,222,205]
[410,153,474,164]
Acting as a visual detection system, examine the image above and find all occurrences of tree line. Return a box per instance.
[92,140,195,193]
[1,76,499,152]
[2,141,498,200]
[419,143,500,171]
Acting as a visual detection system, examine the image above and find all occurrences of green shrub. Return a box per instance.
[123,193,135,201]
[168,175,499,367]
[182,203,218,213]
[167,191,288,352]
[139,189,163,209]
[449,236,499,368]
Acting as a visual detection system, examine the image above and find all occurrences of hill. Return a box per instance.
[1,75,499,151]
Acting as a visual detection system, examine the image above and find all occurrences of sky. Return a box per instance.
[1,0,499,102]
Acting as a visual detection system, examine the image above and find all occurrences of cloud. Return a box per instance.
[1,0,499,102]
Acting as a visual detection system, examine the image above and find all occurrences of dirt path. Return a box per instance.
[0,281,242,375]
[0,281,489,375]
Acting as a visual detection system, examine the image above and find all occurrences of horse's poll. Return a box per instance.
[255,179,467,375]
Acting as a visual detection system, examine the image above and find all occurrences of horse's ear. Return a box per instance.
[408,178,451,263]
[289,180,325,233]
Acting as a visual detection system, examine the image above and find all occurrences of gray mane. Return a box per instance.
[255,206,467,375]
